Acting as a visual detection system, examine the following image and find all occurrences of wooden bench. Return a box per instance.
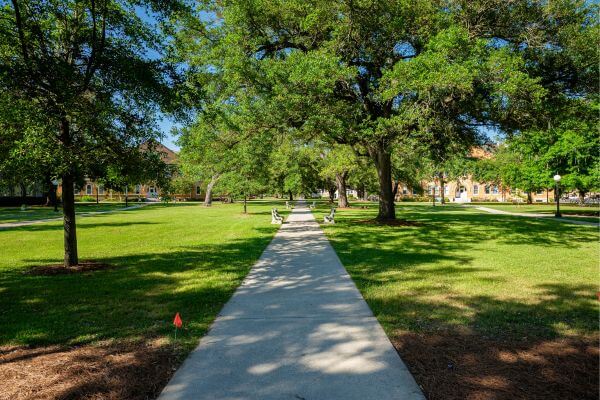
[271,208,283,224]
[324,208,335,224]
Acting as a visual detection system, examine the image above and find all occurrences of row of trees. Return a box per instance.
[175,111,372,208]
[1,1,597,267]
[172,0,598,217]
[471,103,599,203]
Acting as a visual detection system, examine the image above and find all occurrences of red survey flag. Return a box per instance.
[173,312,182,328]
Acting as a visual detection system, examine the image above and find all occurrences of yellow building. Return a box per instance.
[395,148,556,203]
[69,143,204,202]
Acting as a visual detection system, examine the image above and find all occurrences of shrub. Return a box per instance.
[80,195,96,202]
[399,196,431,202]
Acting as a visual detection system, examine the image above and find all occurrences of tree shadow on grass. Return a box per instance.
[388,283,599,399]
[322,206,599,399]
[0,234,276,348]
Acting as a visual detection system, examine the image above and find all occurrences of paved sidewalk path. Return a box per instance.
[0,203,150,230]
[473,206,599,227]
[159,203,424,400]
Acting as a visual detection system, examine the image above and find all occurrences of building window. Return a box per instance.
[444,186,449,195]
[536,189,544,195]
[485,185,490,194]
[473,185,479,195]
[492,185,499,195]
[402,186,408,195]
[135,184,141,194]
[412,188,418,195]
[196,186,201,195]
[98,186,104,195]
[86,184,92,195]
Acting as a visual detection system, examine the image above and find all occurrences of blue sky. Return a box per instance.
[136,5,181,152]
[158,118,180,151]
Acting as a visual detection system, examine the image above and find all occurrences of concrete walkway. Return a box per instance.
[0,203,150,230]
[473,206,599,227]
[159,203,424,400]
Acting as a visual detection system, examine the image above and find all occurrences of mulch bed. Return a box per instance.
[1,331,596,399]
[393,331,599,400]
[24,262,115,276]
[0,340,180,400]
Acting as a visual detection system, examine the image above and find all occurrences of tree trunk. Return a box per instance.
[44,176,52,206]
[96,184,99,204]
[60,118,78,267]
[393,180,401,200]
[328,187,336,203]
[204,174,218,207]
[527,192,533,204]
[440,178,446,205]
[47,181,58,209]
[243,194,247,214]
[19,182,26,199]
[578,190,586,205]
[62,172,78,267]
[288,191,293,201]
[372,148,395,220]
[335,172,349,208]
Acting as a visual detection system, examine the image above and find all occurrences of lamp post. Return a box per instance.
[553,174,561,218]
[51,179,60,212]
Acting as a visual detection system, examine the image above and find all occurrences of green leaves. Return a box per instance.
[382,27,479,101]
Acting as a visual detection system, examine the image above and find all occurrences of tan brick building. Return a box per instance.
[395,147,556,203]
[66,143,204,202]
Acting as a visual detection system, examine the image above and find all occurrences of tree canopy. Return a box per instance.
[172,0,597,219]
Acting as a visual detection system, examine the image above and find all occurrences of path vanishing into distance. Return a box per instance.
[0,203,150,230]
[159,202,424,400]
[472,205,599,227]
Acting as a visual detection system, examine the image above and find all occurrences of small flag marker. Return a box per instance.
[173,312,182,339]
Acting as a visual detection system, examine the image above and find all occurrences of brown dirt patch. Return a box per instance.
[0,340,180,400]
[393,331,599,400]
[25,262,115,276]
[355,218,423,227]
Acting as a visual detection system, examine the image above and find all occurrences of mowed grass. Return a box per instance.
[314,201,599,398]
[0,202,134,223]
[315,202,598,339]
[0,201,286,351]
[472,202,599,220]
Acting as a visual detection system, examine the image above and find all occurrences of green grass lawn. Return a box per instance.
[470,203,599,223]
[315,202,597,338]
[314,201,598,398]
[0,200,287,350]
[0,202,137,223]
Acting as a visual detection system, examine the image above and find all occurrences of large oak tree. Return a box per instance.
[177,0,594,219]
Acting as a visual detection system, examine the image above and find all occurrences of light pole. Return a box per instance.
[553,174,561,218]
[51,179,60,212]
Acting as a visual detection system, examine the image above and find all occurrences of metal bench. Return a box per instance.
[271,208,283,224]
[324,208,335,224]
